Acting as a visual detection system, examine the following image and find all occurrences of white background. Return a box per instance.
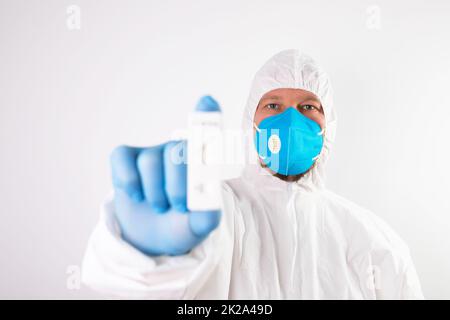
[1,0,449,299]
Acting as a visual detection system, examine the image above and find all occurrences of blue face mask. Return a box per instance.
[254,107,324,176]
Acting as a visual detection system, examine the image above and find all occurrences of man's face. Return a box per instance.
[253,88,325,182]
[254,88,325,128]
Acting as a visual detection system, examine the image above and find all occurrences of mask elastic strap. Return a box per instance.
[313,127,326,161]
[253,122,261,133]
[318,127,325,136]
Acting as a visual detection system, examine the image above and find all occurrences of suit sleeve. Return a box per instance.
[81,192,235,299]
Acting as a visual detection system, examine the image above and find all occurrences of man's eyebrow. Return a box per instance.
[260,95,283,101]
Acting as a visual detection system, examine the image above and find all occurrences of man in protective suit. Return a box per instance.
[82,49,424,299]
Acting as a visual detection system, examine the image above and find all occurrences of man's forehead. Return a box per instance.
[260,88,320,101]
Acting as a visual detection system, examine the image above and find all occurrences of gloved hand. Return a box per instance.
[110,140,221,256]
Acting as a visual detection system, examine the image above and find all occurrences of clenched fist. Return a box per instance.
[110,141,221,256]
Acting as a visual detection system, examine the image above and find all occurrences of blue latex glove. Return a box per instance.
[110,96,222,256]
[111,140,221,256]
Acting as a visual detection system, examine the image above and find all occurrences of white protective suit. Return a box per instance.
[82,49,424,299]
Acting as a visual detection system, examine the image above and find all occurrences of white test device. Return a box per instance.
[187,96,223,211]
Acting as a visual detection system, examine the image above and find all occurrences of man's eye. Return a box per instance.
[300,105,316,111]
[265,103,280,110]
